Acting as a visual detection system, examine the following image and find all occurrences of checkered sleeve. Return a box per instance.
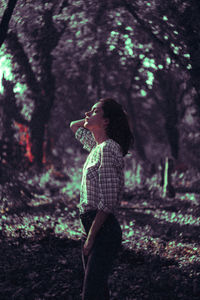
[75,127,96,152]
[97,145,119,214]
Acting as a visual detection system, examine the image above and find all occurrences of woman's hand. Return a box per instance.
[83,236,95,256]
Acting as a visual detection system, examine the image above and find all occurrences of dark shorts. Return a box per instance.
[80,210,122,300]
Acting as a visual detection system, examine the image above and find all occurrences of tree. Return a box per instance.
[1,0,200,170]
[0,0,18,48]
[5,2,65,168]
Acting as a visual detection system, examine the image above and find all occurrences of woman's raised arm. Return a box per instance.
[70,119,85,134]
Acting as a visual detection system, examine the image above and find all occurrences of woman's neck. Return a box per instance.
[91,130,109,145]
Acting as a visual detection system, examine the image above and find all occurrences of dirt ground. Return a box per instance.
[0,187,200,299]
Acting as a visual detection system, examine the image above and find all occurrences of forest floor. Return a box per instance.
[0,168,200,300]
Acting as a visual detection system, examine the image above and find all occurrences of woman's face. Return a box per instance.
[84,102,108,131]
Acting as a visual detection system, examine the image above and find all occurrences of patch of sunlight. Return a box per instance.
[166,57,171,64]
[147,2,151,6]
[120,57,126,65]
[109,45,115,51]
[39,170,52,187]
[187,64,192,69]
[110,31,119,37]
[55,222,68,235]
[30,195,53,207]
[143,57,151,68]
[125,47,133,56]
[125,38,132,46]
[124,37,134,56]
[173,47,179,54]
[138,44,144,49]
[143,57,157,69]
[115,12,121,17]
[171,43,180,54]
[70,14,75,21]
[125,165,143,189]
[62,171,81,198]
[122,221,200,266]
[184,53,190,58]
[13,82,27,95]
[125,26,133,31]
[145,208,200,226]
[107,31,119,50]
[163,16,168,21]
[21,102,34,121]
[165,241,200,265]
[173,30,179,35]
[164,35,169,40]
[0,49,14,94]
[158,64,163,69]
[179,193,199,205]
[139,54,145,59]
[76,30,81,37]
[0,48,29,98]
[146,71,154,86]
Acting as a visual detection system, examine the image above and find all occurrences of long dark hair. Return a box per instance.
[100,98,134,156]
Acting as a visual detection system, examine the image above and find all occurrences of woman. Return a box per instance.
[70,98,133,300]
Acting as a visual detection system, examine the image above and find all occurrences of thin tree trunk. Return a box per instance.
[0,0,18,48]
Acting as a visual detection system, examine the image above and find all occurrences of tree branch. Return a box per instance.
[6,32,41,97]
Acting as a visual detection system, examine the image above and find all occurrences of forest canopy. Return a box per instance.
[0,0,200,170]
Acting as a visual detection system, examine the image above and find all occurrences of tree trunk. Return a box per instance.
[6,8,63,168]
[162,157,175,198]
[178,1,200,119]
[0,0,18,48]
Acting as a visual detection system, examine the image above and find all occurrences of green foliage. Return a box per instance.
[0,46,13,93]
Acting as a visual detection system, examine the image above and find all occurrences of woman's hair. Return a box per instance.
[99,98,134,156]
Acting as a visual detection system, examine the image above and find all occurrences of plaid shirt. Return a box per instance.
[75,127,124,217]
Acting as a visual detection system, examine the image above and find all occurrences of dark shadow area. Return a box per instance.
[6,201,66,215]
[0,234,199,300]
[0,235,83,300]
